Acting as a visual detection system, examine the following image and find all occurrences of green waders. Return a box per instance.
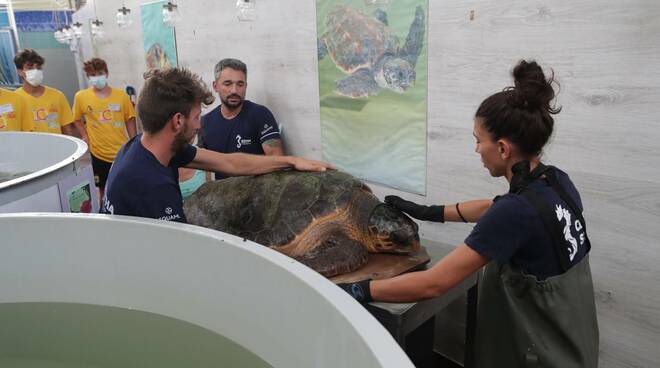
[474,257,599,367]
[474,164,599,367]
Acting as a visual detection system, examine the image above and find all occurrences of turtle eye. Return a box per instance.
[390,230,405,244]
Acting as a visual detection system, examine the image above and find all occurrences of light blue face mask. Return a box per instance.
[89,75,107,89]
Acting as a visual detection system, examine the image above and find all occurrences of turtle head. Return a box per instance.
[367,204,420,254]
[376,57,416,93]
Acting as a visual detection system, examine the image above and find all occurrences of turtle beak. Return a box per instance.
[368,204,420,253]
[390,230,420,253]
[399,77,415,91]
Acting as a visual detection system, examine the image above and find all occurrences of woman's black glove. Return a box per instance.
[384,195,445,223]
[337,279,372,303]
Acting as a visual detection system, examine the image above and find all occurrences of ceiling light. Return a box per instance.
[91,19,104,39]
[72,21,84,38]
[162,2,180,27]
[236,0,257,22]
[116,6,133,28]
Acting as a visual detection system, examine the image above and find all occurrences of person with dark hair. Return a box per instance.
[72,58,137,198]
[338,60,599,367]
[199,58,285,180]
[13,49,75,135]
[101,67,332,223]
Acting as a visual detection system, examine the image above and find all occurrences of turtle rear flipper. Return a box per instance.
[398,6,425,67]
[295,233,368,277]
[317,37,328,60]
[335,69,380,98]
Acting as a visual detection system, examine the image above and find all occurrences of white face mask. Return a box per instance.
[25,69,44,87]
[89,75,108,89]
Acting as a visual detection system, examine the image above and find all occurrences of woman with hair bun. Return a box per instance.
[338,60,599,367]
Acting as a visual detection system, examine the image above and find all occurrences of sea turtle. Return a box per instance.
[145,43,172,70]
[184,170,420,277]
[318,5,425,98]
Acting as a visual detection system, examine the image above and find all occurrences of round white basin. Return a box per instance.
[0,213,413,367]
[0,132,94,213]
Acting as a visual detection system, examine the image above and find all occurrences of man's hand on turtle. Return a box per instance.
[384,195,445,223]
[337,279,372,303]
[291,157,335,172]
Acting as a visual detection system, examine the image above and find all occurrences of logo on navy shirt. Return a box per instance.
[158,206,181,221]
[235,134,253,148]
[261,124,273,135]
[158,207,181,221]
[555,204,585,261]
[102,197,114,214]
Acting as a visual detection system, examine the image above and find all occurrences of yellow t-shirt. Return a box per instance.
[0,88,31,131]
[16,86,74,134]
[73,87,136,162]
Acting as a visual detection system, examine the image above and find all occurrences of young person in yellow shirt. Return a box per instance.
[72,58,137,197]
[13,49,75,135]
[0,88,30,131]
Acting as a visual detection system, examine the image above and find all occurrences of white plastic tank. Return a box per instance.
[0,132,97,213]
[0,213,414,367]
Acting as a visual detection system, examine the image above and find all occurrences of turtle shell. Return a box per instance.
[323,5,399,74]
[184,170,421,277]
[184,170,376,246]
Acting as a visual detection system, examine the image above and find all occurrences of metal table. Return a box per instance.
[365,239,479,368]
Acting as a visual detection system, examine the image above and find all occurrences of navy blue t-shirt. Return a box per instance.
[465,169,589,280]
[200,100,280,180]
[101,134,197,223]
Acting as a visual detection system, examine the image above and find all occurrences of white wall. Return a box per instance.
[75,1,660,367]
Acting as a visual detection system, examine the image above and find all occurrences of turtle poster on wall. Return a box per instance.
[141,1,178,71]
[316,0,427,194]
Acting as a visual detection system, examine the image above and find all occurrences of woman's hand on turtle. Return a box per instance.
[291,157,336,172]
[384,195,445,223]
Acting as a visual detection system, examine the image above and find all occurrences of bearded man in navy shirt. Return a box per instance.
[101,67,332,223]
[199,58,284,180]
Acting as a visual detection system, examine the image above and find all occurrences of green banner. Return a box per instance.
[317,0,427,194]
[141,1,178,70]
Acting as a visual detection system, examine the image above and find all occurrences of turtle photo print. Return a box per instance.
[316,0,428,195]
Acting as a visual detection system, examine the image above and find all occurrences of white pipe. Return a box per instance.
[6,0,20,49]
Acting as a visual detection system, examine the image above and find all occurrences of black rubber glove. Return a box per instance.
[385,195,445,223]
[337,279,373,303]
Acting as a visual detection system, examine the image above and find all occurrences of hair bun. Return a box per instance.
[509,60,560,114]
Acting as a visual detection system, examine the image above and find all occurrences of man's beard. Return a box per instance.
[221,94,244,110]
[172,130,189,155]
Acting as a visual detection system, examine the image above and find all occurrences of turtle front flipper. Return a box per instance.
[294,233,368,277]
[373,9,388,25]
[398,6,425,67]
[335,69,380,98]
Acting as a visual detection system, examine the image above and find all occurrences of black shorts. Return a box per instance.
[91,154,113,190]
